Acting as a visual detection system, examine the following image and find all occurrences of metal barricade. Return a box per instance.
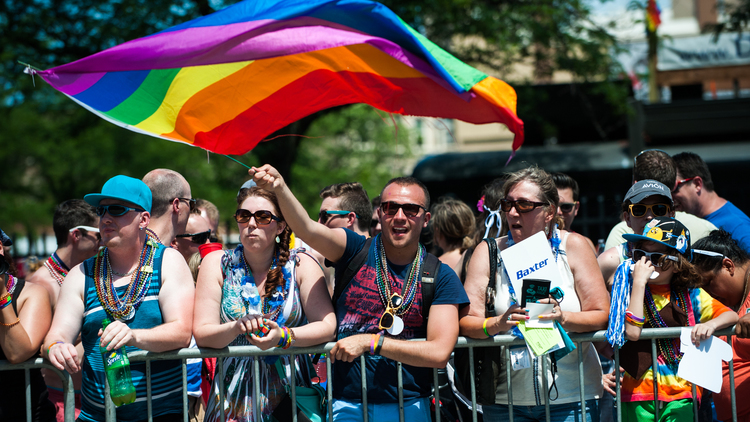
[0,327,740,422]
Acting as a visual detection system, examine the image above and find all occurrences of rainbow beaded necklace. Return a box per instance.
[643,284,689,367]
[44,253,69,285]
[5,274,17,296]
[94,234,157,320]
[374,234,424,318]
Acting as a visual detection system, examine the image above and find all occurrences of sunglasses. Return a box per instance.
[380,201,426,217]
[370,218,379,228]
[500,199,547,213]
[378,293,404,331]
[318,210,354,224]
[628,203,672,218]
[176,197,196,211]
[632,249,679,267]
[559,202,578,213]
[234,209,280,225]
[672,177,696,194]
[176,229,212,244]
[95,205,144,217]
[70,225,101,241]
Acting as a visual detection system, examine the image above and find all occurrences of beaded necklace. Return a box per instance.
[94,235,157,320]
[643,284,688,367]
[374,234,424,318]
[146,228,162,245]
[44,253,69,285]
[240,249,287,321]
[5,274,17,296]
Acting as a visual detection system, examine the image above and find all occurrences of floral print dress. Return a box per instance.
[204,245,305,422]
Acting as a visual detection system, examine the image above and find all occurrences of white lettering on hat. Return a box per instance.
[642,183,665,190]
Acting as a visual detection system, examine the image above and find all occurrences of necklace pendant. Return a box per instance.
[387,315,404,335]
[141,265,153,274]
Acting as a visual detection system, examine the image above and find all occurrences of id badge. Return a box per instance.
[510,346,531,371]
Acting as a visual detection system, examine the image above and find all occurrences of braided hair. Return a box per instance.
[236,186,293,298]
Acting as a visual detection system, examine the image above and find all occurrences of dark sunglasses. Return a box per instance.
[672,177,696,194]
[95,205,144,217]
[370,218,379,228]
[500,199,547,213]
[318,210,355,224]
[234,209,280,225]
[628,203,671,218]
[378,293,404,331]
[380,201,426,217]
[559,202,578,213]
[176,229,212,244]
[632,249,679,267]
[176,197,196,211]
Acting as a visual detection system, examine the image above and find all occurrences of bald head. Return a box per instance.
[143,169,191,218]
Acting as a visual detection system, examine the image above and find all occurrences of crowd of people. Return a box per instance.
[1,149,749,422]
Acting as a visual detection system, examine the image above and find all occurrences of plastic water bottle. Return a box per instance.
[100,318,136,407]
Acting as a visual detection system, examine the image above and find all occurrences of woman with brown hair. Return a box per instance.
[459,167,610,421]
[431,198,476,270]
[193,186,336,422]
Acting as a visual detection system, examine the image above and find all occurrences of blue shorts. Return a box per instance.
[483,399,600,422]
[331,397,431,422]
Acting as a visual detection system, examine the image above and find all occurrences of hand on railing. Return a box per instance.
[601,366,624,397]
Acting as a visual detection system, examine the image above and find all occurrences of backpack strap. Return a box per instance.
[420,252,441,320]
[485,238,498,316]
[332,237,374,306]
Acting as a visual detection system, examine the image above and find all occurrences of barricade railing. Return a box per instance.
[0,326,739,422]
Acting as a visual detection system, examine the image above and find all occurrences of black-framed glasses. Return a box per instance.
[234,209,280,225]
[672,177,696,194]
[559,202,578,213]
[176,197,196,211]
[318,210,355,224]
[176,229,212,244]
[95,205,144,217]
[628,203,672,218]
[370,218,379,228]
[632,249,679,267]
[500,199,547,214]
[380,201,426,217]
[378,293,404,330]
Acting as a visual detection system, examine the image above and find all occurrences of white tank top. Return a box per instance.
[492,231,603,405]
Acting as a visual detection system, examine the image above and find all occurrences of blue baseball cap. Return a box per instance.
[84,175,152,213]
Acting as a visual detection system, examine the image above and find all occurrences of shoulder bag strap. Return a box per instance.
[484,238,498,316]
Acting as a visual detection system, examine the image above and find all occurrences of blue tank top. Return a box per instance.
[78,244,183,422]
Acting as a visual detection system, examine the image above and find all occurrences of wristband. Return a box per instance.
[374,335,385,355]
[625,310,645,328]
[288,328,296,348]
[47,341,64,358]
[0,294,11,310]
[370,334,379,355]
[483,318,493,337]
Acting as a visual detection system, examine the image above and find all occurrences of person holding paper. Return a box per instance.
[606,217,738,422]
[460,166,610,422]
[693,229,750,422]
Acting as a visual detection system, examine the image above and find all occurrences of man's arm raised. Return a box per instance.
[251,165,347,263]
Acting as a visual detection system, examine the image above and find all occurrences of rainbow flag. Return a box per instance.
[646,0,662,32]
[35,0,524,155]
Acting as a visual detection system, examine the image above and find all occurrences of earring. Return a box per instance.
[275,235,280,244]
[544,225,549,236]
[140,226,145,231]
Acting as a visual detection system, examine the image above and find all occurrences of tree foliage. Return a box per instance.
[0,0,623,236]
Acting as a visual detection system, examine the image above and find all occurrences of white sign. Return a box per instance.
[499,231,564,303]
[677,328,732,393]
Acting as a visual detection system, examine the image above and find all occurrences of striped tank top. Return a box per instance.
[77,243,183,422]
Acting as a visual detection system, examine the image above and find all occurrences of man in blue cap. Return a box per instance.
[43,175,194,422]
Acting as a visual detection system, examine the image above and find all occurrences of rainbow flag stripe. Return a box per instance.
[38,0,524,155]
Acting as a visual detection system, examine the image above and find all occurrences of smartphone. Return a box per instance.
[521,278,551,307]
